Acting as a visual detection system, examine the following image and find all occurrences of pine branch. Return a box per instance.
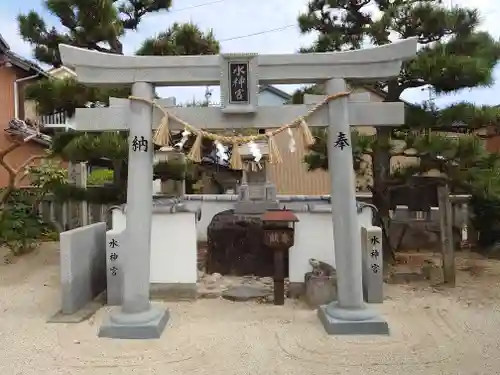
[118,0,172,30]
[136,22,220,56]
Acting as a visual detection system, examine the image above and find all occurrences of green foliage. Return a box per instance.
[470,195,500,249]
[153,161,186,181]
[25,77,130,116]
[0,189,58,255]
[58,132,129,162]
[51,184,126,205]
[88,169,114,186]
[26,159,68,193]
[298,1,500,99]
[136,23,220,56]
[0,160,66,255]
[288,85,324,105]
[18,0,172,66]
[304,128,373,173]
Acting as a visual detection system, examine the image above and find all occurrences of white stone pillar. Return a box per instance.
[98,81,169,339]
[327,78,364,308]
[317,78,388,335]
[122,81,154,313]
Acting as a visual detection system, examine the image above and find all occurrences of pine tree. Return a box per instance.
[297,0,500,259]
[17,1,221,203]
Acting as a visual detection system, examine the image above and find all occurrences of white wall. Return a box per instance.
[289,209,372,283]
[112,210,198,285]
[112,200,373,286]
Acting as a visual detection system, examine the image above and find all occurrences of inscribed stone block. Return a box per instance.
[106,229,125,305]
[361,226,384,303]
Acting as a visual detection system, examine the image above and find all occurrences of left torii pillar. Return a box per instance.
[98,81,169,339]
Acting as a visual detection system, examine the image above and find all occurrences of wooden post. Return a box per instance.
[438,184,455,286]
[273,249,285,305]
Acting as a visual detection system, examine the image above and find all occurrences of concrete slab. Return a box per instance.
[48,300,103,324]
[222,285,271,302]
[317,305,389,335]
[98,307,170,339]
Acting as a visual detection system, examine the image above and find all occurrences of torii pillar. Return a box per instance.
[59,38,417,338]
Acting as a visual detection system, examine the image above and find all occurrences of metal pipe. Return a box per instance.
[14,73,40,119]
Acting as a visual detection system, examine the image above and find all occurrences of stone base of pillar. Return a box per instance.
[317,302,389,335]
[98,306,169,339]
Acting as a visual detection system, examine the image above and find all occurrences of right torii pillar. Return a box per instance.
[317,77,390,335]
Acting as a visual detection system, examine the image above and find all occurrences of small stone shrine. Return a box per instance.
[234,141,279,215]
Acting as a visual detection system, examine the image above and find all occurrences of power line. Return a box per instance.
[169,0,226,13]
[220,24,296,42]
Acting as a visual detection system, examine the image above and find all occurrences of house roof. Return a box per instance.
[48,65,77,77]
[259,84,292,101]
[0,34,9,52]
[0,33,48,77]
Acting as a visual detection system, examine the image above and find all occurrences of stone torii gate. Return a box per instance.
[59,38,417,339]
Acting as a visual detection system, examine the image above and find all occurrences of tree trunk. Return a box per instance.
[372,126,394,261]
[371,81,403,262]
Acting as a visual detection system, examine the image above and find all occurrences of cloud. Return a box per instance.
[1,0,499,105]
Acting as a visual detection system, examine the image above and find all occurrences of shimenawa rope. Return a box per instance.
[128,91,350,169]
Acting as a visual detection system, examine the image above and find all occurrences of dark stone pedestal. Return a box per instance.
[206,210,288,277]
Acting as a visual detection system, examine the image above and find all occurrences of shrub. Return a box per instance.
[0,189,58,255]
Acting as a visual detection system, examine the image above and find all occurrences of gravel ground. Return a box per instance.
[1,243,500,375]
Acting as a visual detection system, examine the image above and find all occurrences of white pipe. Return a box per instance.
[14,73,40,119]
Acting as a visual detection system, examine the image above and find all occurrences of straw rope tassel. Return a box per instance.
[230,141,243,170]
[187,133,203,162]
[267,134,282,164]
[152,114,171,147]
[299,119,315,147]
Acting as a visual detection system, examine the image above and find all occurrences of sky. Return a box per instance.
[0,0,499,106]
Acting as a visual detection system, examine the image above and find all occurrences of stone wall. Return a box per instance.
[59,222,107,314]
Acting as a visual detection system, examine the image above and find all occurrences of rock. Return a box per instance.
[242,275,256,284]
[197,270,205,281]
[257,294,274,304]
[198,290,220,299]
[205,283,217,290]
[222,285,271,302]
[422,262,443,285]
[206,210,287,277]
[304,275,337,309]
[204,273,222,284]
[260,277,273,285]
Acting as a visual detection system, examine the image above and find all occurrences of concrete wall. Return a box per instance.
[111,208,199,301]
[181,194,468,244]
[111,195,373,292]
[289,209,372,284]
[59,222,107,314]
